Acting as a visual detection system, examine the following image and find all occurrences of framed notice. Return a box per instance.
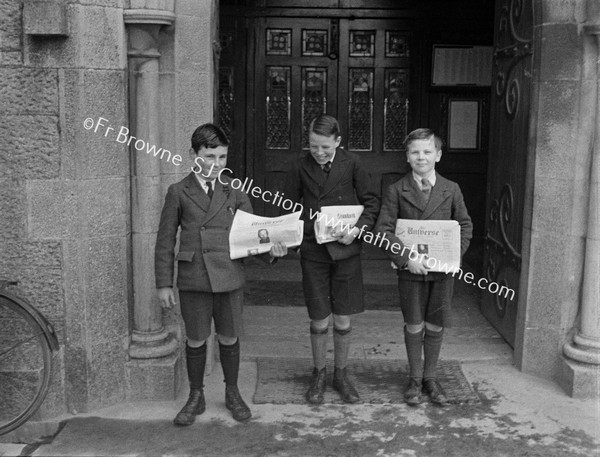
[448,100,480,150]
[432,45,492,86]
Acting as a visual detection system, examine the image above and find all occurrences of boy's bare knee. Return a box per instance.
[332,314,350,330]
[406,322,424,334]
[424,322,443,332]
[311,316,330,331]
[218,335,238,346]
[187,338,206,348]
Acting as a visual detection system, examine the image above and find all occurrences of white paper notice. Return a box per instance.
[229,210,303,259]
[394,219,461,272]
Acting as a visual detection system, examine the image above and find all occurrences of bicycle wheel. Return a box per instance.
[0,296,53,435]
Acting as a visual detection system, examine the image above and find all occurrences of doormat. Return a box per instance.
[253,358,479,405]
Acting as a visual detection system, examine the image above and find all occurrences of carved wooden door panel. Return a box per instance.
[248,17,412,216]
[481,0,533,346]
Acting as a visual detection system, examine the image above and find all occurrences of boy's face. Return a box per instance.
[191,145,228,180]
[406,136,441,177]
[309,132,341,165]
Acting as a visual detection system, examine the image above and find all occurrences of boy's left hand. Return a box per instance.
[270,242,288,257]
[334,226,360,245]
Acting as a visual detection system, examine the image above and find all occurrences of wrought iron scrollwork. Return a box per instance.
[494,0,532,118]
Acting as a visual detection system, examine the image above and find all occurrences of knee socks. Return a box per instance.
[333,326,351,370]
[219,339,240,387]
[186,343,207,390]
[404,326,424,379]
[310,326,328,370]
[423,327,444,380]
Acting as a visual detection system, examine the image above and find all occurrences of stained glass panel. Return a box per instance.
[302,30,328,56]
[301,67,327,149]
[385,31,409,57]
[384,69,409,151]
[219,31,235,56]
[266,66,291,149]
[266,29,291,56]
[218,67,234,138]
[349,31,375,57]
[348,69,373,151]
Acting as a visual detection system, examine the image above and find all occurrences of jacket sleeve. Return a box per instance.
[352,156,380,231]
[154,185,180,288]
[452,183,473,258]
[374,184,409,268]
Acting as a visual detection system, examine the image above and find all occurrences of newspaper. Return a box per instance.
[229,210,304,259]
[393,219,461,272]
[314,205,364,244]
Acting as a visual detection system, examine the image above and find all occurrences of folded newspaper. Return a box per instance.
[314,205,364,244]
[393,219,461,272]
[229,210,304,259]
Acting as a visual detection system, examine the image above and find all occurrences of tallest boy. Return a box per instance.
[285,114,379,404]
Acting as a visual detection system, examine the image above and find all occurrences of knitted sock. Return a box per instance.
[219,339,240,387]
[423,327,444,379]
[186,343,207,390]
[333,326,351,370]
[404,326,424,379]
[310,326,329,370]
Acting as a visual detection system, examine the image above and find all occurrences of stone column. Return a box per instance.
[124,9,180,399]
[561,20,600,397]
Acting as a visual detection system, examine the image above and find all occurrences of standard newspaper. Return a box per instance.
[229,210,304,259]
[314,205,364,244]
[394,219,461,272]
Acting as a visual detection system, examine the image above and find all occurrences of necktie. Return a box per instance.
[421,178,431,202]
[322,161,332,174]
[206,181,214,199]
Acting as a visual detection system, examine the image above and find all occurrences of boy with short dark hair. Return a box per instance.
[285,114,379,404]
[375,128,472,406]
[155,123,287,425]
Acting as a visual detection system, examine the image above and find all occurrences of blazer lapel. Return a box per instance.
[300,154,325,189]
[183,173,210,213]
[321,153,350,198]
[421,177,452,219]
[401,176,427,213]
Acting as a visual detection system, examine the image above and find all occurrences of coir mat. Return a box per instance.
[253,358,480,405]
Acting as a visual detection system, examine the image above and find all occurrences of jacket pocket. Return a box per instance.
[175,251,195,262]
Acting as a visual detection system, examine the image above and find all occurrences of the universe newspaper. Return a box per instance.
[394,219,461,272]
[229,210,304,259]
[314,205,364,244]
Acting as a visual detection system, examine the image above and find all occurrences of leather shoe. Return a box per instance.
[404,377,422,406]
[173,388,205,426]
[423,378,449,406]
[305,367,326,404]
[333,367,360,404]
[225,385,252,421]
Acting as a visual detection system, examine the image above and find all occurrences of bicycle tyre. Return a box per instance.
[0,295,53,435]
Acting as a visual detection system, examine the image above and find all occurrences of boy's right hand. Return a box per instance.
[157,287,176,309]
[407,258,430,275]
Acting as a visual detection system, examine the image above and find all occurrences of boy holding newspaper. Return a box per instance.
[375,128,473,406]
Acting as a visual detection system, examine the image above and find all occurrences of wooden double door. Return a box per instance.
[220,16,417,216]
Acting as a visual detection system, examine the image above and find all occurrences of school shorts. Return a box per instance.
[397,277,454,327]
[300,255,365,321]
[178,289,243,341]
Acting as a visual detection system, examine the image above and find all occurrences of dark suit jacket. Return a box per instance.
[285,148,380,262]
[375,172,473,282]
[154,173,252,293]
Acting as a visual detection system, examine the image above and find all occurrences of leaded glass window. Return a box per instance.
[218,67,234,138]
[385,31,409,57]
[349,31,375,57]
[384,69,409,151]
[301,67,327,149]
[348,69,373,151]
[302,30,327,57]
[266,29,291,56]
[266,66,291,149]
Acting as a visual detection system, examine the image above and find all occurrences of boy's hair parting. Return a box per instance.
[191,123,229,152]
[403,128,443,151]
[309,114,341,138]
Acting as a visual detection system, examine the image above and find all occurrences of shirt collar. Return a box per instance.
[412,170,436,188]
[193,172,215,191]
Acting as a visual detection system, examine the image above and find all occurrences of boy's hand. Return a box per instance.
[334,226,360,245]
[407,258,430,275]
[157,287,176,309]
[270,242,288,258]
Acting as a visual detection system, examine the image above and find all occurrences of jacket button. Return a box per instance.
[200,226,206,231]
[202,249,208,254]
